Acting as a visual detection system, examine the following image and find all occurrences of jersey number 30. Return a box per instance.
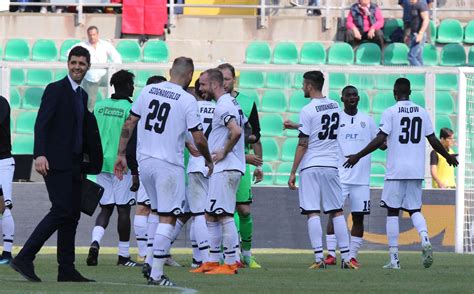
[145,100,171,134]
[318,113,339,140]
[399,117,422,144]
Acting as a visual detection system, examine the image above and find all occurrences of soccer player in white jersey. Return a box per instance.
[324,85,380,269]
[344,78,458,269]
[288,71,353,269]
[114,57,213,287]
[194,68,246,275]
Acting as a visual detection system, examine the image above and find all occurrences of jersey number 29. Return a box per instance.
[145,100,171,134]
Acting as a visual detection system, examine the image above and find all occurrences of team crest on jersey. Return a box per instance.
[360,121,366,128]
[215,208,224,215]
[172,208,182,216]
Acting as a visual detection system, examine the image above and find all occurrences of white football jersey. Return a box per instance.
[187,100,216,175]
[379,100,434,180]
[208,94,246,174]
[338,111,378,185]
[131,81,202,168]
[298,97,340,170]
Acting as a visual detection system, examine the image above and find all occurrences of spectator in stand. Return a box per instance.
[430,128,456,189]
[399,0,433,43]
[74,26,122,111]
[289,0,321,16]
[345,0,384,49]
[405,0,429,66]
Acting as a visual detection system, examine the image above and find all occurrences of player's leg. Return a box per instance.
[324,215,337,265]
[0,158,15,264]
[165,214,189,267]
[149,214,176,286]
[189,218,203,268]
[380,180,403,269]
[348,185,371,267]
[134,184,151,263]
[87,204,113,266]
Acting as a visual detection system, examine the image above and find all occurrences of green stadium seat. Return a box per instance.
[266,72,291,89]
[355,43,381,65]
[440,43,466,66]
[464,20,474,43]
[0,45,2,59]
[135,70,164,87]
[372,113,381,125]
[23,87,45,109]
[96,89,106,102]
[370,163,385,187]
[358,90,371,113]
[250,163,274,186]
[299,42,326,65]
[12,134,34,155]
[405,74,425,90]
[260,90,287,113]
[32,39,58,62]
[15,111,37,134]
[288,90,308,113]
[328,72,347,89]
[245,41,271,64]
[55,68,68,80]
[274,162,295,186]
[273,42,298,64]
[372,148,386,163]
[436,74,458,90]
[430,20,437,43]
[260,114,284,137]
[327,42,354,65]
[328,90,343,108]
[435,91,455,115]
[238,71,265,89]
[437,19,464,44]
[383,18,403,42]
[261,137,280,162]
[238,89,260,108]
[376,74,402,90]
[9,87,21,109]
[411,91,425,108]
[143,40,169,63]
[372,91,395,114]
[293,72,304,88]
[4,39,30,61]
[422,44,438,66]
[468,46,474,66]
[435,115,454,137]
[116,40,141,63]
[285,113,299,137]
[348,74,375,90]
[27,69,54,86]
[133,87,143,101]
[59,39,80,62]
[281,138,298,161]
[10,69,25,86]
[383,43,409,65]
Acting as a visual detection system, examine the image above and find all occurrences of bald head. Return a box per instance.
[169,57,194,88]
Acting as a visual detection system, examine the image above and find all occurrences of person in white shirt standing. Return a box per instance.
[194,69,246,275]
[77,26,122,111]
[114,57,213,287]
[344,78,458,269]
[324,85,380,269]
[288,71,354,270]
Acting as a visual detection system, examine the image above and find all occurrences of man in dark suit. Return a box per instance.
[10,46,96,282]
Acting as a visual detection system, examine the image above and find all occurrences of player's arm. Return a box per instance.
[288,134,308,190]
[283,120,299,130]
[251,140,264,183]
[213,118,241,164]
[191,130,213,176]
[114,114,140,180]
[416,10,430,43]
[247,102,261,143]
[427,134,458,166]
[344,131,387,168]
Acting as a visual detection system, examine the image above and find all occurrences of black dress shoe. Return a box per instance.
[10,258,42,282]
[58,269,96,282]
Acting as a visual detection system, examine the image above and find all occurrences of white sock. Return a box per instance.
[386,216,399,264]
[2,209,14,253]
[150,223,174,280]
[307,216,323,262]
[333,215,350,261]
[145,214,159,265]
[134,215,148,258]
[221,218,239,265]
[193,215,209,263]
[207,221,222,263]
[91,226,105,245]
[326,234,337,258]
[118,241,130,258]
[171,219,184,245]
[349,236,363,260]
[190,220,202,263]
[410,212,430,246]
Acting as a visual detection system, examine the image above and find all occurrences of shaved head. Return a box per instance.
[169,56,194,89]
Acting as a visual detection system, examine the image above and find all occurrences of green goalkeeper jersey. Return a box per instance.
[94,95,133,173]
[235,91,256,154]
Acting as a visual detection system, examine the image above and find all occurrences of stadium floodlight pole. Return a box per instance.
[456,67,468,254]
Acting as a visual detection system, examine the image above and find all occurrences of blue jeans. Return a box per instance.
[309,0,321,6]
[408,33,426,66]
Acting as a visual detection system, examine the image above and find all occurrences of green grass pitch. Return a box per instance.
[0,250,473,293]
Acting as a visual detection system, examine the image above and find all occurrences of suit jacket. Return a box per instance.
[34,76,103,173]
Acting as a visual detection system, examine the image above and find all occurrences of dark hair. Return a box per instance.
[203,68,224,87]
[110,70,135,89]
[303,71,325,91]
[342,85,358,96]
[194,77,203,98]
[394,78,411,97]
[87,26,99,33]
[146,75,167,85]
[217,63,236,78]
[68,46,91,65]
[440,127,454,139]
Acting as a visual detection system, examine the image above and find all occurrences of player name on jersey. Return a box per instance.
[148,87,181,100]
[398,106,420,113]
[314,103,338,112]
[200,106,214,114]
